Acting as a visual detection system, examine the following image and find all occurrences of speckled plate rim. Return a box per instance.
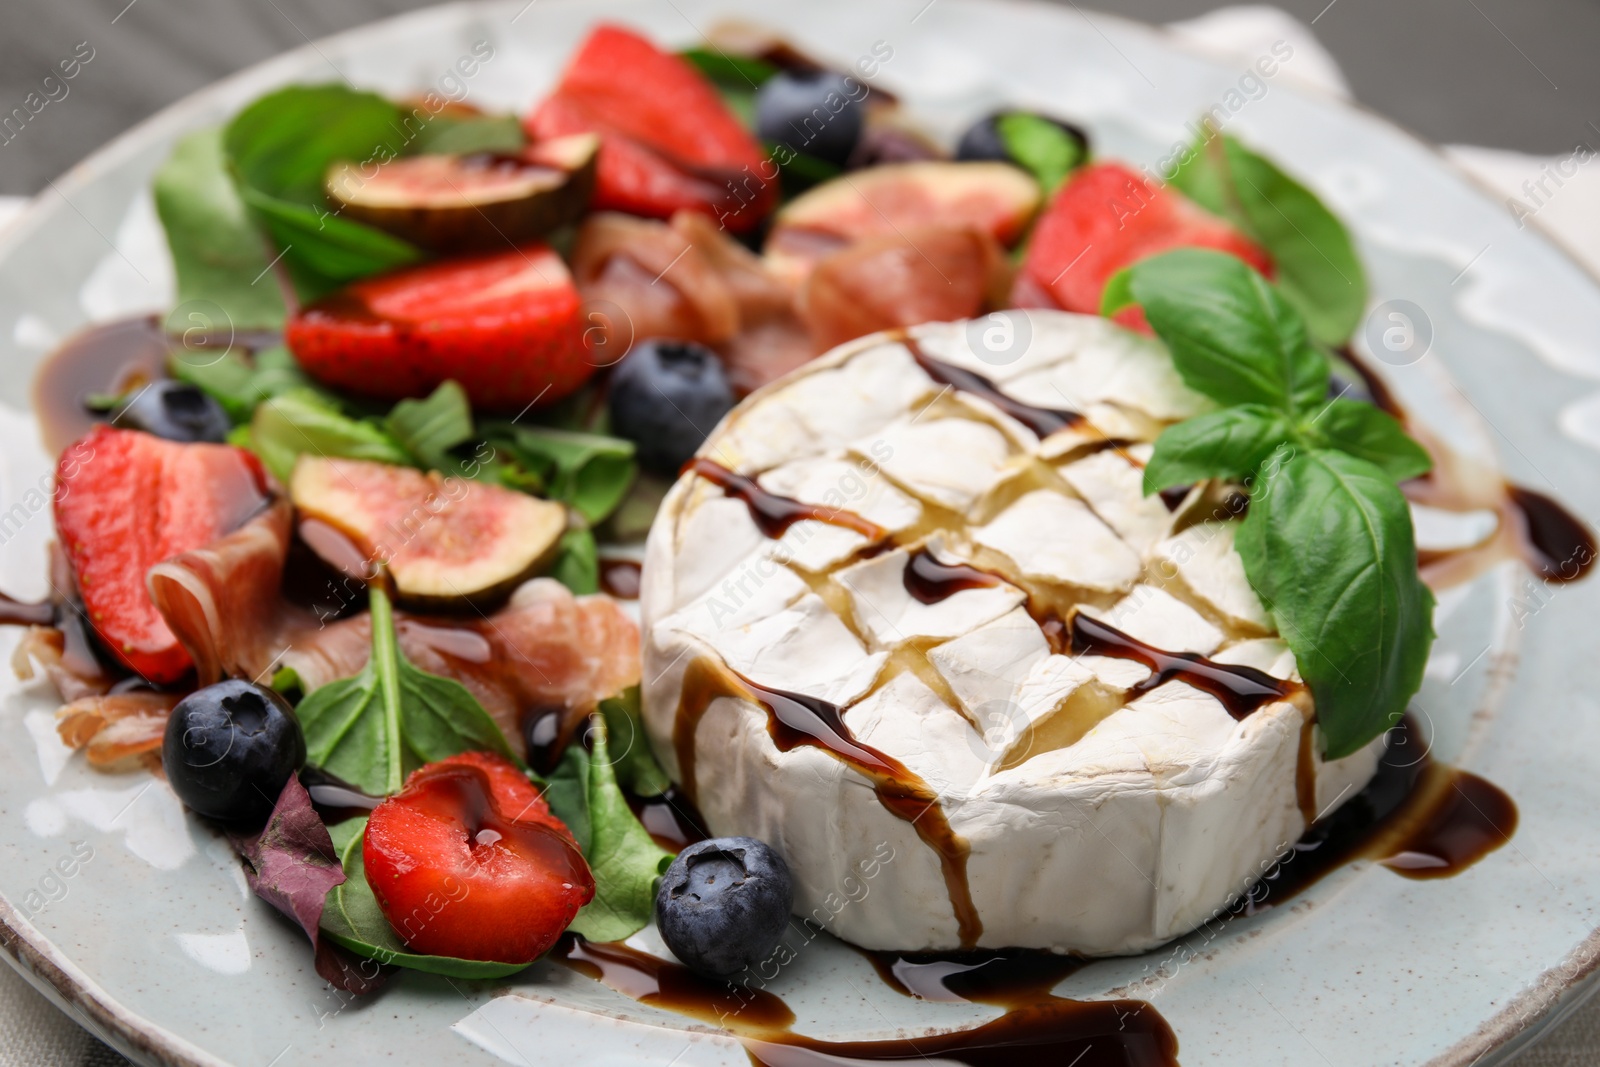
[0,2,1597,1064]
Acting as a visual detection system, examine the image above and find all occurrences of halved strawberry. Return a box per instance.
[363,752,593,964]
[285,245,588,410]
[1020,162,1273,325]
[524,24,776,233]
[53,426,272,683]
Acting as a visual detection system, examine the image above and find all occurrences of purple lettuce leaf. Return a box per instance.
[231,775,387,995]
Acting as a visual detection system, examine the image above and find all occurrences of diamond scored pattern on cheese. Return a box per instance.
[641,311,1385,955]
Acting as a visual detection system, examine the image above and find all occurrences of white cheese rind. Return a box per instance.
[640,315,1385,955]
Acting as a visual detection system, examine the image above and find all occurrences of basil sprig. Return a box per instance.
[1105,248,1434,759]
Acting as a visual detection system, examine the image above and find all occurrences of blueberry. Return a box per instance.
[956,110,1090,167]
[162,680,306,828]
[755,70,866,167]
[116,381,231,443]
[608,340,735,476]
[655,836,794,978]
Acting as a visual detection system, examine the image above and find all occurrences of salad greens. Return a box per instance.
[1104,248,1434,760]
[1169,131,1367,346]
[152,129,289,331]
[543,714,674,943]
[295,585,518,796]
[995,113,1085,193]
[224,85,424,300]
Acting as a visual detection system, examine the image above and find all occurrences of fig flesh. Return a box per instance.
[289,456,567,610]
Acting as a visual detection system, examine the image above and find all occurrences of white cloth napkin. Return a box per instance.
[3,8,1597,1066]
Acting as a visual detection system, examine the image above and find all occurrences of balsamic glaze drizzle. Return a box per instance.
[686,458,887,541]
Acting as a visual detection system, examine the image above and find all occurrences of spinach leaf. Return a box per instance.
[387,382,475,473]
[599,688,671,798]
[479,422,636,524]
[321,817,529,979]
[679,49,779,88]
[296,585,517,796]
[1111,248,1329,415]
[1142,406,1295,494]
[996,113,1085,193]
[413,114,526,156]
[1307,399,1433,482]
[1235,450,1435,760]
[224,85,423,299]
[170,344,321,424]
[1170,133,1367,346]
[544,716,674,944]
[549,528,600,595]
[152,128,288,331]
[247,389,412,482]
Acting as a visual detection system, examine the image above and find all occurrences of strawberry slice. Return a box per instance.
[285,245,589,410]
[525,24,776,234]
[1020,162,1273,326]
[53,426,272,683]
[363,752,594,964]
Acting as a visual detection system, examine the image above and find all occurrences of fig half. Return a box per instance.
[326,133,600,252]
[290,456,567,610]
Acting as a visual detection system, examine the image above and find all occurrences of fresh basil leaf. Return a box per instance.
[679,49,779,88]
[1306,399,1433,482]
[480,423,636,524]
[1126,248,1329,414]
[387,382,475,474]
[1235,449,1435,760]
[170,343,320,424]
[598,687,671,798]
[995,113,1085,193]
[224,85,423,298]
[1142,405,1295,494]
[546,716,674,944]
[247,389,412,482]
[321,816,529,979]
[1170,133,1367,346]
[549,528,600,595]
[413,114,526,155]
[152,128,288,331]
[297,586,517,796]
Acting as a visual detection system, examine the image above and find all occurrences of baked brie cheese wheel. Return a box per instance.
[639,310,1385,955]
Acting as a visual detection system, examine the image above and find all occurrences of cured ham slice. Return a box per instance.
[55,690,180,770]
[797,226,1011,350]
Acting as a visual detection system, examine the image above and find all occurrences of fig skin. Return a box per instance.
[326,134,599,253]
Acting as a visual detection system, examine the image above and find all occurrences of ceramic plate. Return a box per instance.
[3,1,1600,1064]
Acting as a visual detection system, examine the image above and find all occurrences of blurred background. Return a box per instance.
[0,0,1597,195]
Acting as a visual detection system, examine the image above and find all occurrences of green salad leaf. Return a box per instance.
[1169,132,1367,346]
[152,128,288,331]
[413,113,526,155]
[321,818,530,979]
[549,528,600,595]
[1106,248,1328,414]
[1306,399,1433,482]
[479,422,636,524]
[387,381,475,474]
[297,585,518,796]
[1142,406,1294,494]
[224,85,423,299]
[1119,247,1435,760]
[995,112,1086,193]
[1235,450,1435,759]
[246,389,412,482]
[679,48,780,88]
[598,688,671,798]
[170,343,322,424]
[544,715,674,944]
